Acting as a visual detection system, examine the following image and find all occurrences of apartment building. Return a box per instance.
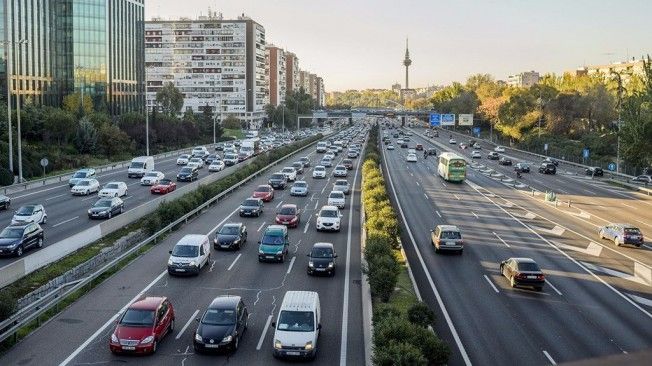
[265,44,286,107]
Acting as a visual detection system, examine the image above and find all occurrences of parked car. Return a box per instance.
[88,197,124,219]
[307,242,337,276]
[539,162,557,174]
[140,171,165,186]
[12,204,47,225]
[71,178,100,196]
[585,167,604,176]
[193,296,248,353]
[430,225,464,254]
[177,167,198,182]
[253,184,275,202]
[214,223,247,250]
[109,297,175,354]
[239,198,264,217]
[68,168,96,187]
[599,223,644,247]
[99,182,128,198]
[258,225,289,262]
[0,223,44,257]
[275,204,301,228]
[500,258,545,291]
[515,163,530,173]
[151,179,177,194]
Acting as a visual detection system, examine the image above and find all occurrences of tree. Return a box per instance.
[620,56,652,172]
[155,82,184,117]
[63,92,94,117]
[74,117,98,154]
[97,123,133,158]
[222,114,242,130]
[43,109,76,146]
[407,301,436,328]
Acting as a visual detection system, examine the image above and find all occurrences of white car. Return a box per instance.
[408,149,416,155]
[387,145,395,150]
[333,165,348,177]
[494,146,506,152]
[473,143,482,150]
[471,151,482,159]
[186,162,201,171]
[68,168,96,187]
[320,157,333,168]
[71,178,100,195]
[12,204,47,225]
[312,165,327,179]
[316,205,343,232]
[140,171,164,185]
[406,153,417,162]
[188,157,204,169]
[327,191,346,209]
[449,138,457,144]
[208,160,225,172]
[281,167,297,181]
[176,154,190,165]
[98,181,128,197]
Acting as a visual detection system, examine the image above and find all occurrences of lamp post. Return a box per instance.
[3,39,13,174]
[16,39,28,183]
[213,89,221,145]
[144,66,149,156]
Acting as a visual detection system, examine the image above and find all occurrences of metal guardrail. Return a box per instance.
[0,134,329,345]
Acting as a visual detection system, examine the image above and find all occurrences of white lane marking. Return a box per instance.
[382,147,472,366]
[644,244,652,250]
[424,193,429,200]
[314,200,319,210]
[286,256,296,274]
[127,181,140,186]
[208,260,216,272]
[582,189,597,195]
[622,202,637,210]
[472,212,478,219]
[454,194,460,200]
[532,179,543,184]
[436,210,442,218]
[416,181,420,186]
[227,254,242,271]
[321,185,326,194]
[442,182,447,187]
[9,183,68,199]
[635,219,652,228]
[626,293,652,307]
[483,275,499,293]
[176,309,200,340]
[581,261,651,286]
[492,232,510,248]
[256,315,273,351]
[555,241,602,257]
[531,225,565,236]
[303,219,310,234]
[59,270,167,366]
[543,350,556,365]
[257,222,266,232]
[275,200,284,208]
[53,216,79,228]
[45,193,67,201]
[545,279,563,296]
[207,207,240,235]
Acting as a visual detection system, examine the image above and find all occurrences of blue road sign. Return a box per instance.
[429,113,441,126]
[472,127,481,136]
[441,114,455,126]
[583,148,590,159]
[608,162,616,171]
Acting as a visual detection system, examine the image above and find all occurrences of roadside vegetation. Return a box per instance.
[361,125,449,365]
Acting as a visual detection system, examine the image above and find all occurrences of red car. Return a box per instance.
[275,204,300,228]
[342,159,354,170]
[252,184,274,202]
[150,179,176,194]
[109,297,175,355]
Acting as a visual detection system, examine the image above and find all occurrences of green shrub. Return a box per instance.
[374,315,450,366]
[372,303,401,324]
[366,254,400,302]
[373,342,427,366]
[407,301,436,328]
[0,290,17,321]
[0,167,13,186]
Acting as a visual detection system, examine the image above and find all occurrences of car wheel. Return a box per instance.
[42,215,47,224]
[599,232,604,240]
[119,206,123,214]
[114,193,118,197]
[15,245,23,257]
[614,238,620,246]
[233,334,239,351]
[37,237,44,248]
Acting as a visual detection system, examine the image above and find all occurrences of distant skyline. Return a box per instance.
[149,0,651,91]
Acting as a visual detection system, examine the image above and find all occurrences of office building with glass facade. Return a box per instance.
[1,0,144,114]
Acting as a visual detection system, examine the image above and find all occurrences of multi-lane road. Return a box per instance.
[0,135,366,366]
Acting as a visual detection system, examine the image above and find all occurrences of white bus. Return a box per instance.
[438,152,467,182]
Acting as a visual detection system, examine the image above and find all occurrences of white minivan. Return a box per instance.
[127,156,154,178]
[272,291,321,360]
[167,234,211,276]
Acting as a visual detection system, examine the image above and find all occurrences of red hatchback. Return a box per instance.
[150,179,177,194]
[275,204,301,228]
[109,297,175,355]
[252,184,274,202]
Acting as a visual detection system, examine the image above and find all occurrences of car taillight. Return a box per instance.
[516,273,526,279]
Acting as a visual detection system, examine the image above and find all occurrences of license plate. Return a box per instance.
[316,268,325,271]
[122,346,135,351]
[446,242,456,246]
[266,256,274,259]
[286,351,300,356]
[527,275,537,279]
[176,269,186,272]
[282,222,289,224]
[205,344,220,348]
[221,244,230,248]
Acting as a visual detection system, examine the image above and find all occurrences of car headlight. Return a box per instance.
[305,341,313,350]
[141,335,155,344]
[111,333,119,343]
[233,239,240,244]
[168,259,174,265]
[222,335,233,343]
[259,250,264,254]
[195,333,203,342]
[276,250,283,255]
[328,262,334,268]
[274,339,283,349]
[189,261,197,267]
[308,261,314,267]
[87,210,92,214]
[252,209,259,212]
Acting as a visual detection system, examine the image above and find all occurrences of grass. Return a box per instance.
[223,128,244,140]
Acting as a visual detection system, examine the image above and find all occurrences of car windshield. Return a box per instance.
[330,192,344,199]
[242,200,259,207]
[77,181,90,186]
[226,154,237,159]
[105,183,119,189]
[171,244,199,258]
[16,206,35,215]
[130,162,144,169]
[159,179,172,185]
[219,226,239,235]
[279,207,296,215]
[202,308,236,326]
[311,247,333,258]
[624,228,642,235]
[73,172,87,178]
[440,231,461,239]
[517,262,540,272]
[120,309,155,327]
[179,154,189,159]
[335,182,348,187]
[255,186,270,192]
[0,227,24,238]
[320,210,338,218]
[315,167,325,171]
[180,168,193,174]
[145,172,158,177]
[294,182,307,188]
[94,200,112,208]
[261,233,285,245]
[282,168,293,173]
[271,174,284,180]
[277,311,314,332]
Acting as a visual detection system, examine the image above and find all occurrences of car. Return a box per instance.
[109,297,175,355]
[584,167,604,176]
[205,154,220,165]
[167,234,211,275]
[281,167,297,182]
[406,153,417,162]
[290,181,309,196]
[0,223,44,257]
[151,179,177,194]
[192,146,210,159]
[498,157,513,166]
[239,198,264,217]
[347,150,358,158]
[316,205,342,232]
[472,143,482,150]
[427,148,437,156]
[0,195,10,210]
[88,197,124,219]
[186,162,201,171]
[272,291,321,360]
[177,167,199,182]
[487,152,500,160]
[327,191,346,209]
[494,146,506,152]
[141,171,165,185]
[408,148,416,155]
[188,158,205,169]
[68,168,96,187]
[430,225,464,253]
[292,162,305,174]
[12,204,47,225]
[500,258,545,291]
[386,144,395,150]
[599,223,644,247]
[631,175,652,184]
[543,157,559,166]
[208,160,226,172]
[214,223,247,250]
[432,130,439,137]
[459,143,467,149]
[258,225,290,262]
[415,144,424,151]
[312,165,327,179]
[193,296,248,353]
[471,151,482,159]
[333,179,350,195]
[99,182,128,198]
[320,157,333,168]
[539,162,556,174]
[253,184,275,202]
[396,139,404,145]
[268,173,288,189]
[449,138,457,144]
[342,159,354,170]
[275,204,301,228]
[71,178,100,196]
[299,157,311,167]
[307,242,337,276]
[400,141,409,148]
[515,163,530,173]
[215,144,224,151]
[333,165,348,177]
[176,154,191,165]
[223,153,239,166]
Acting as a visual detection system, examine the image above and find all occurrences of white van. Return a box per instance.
[127,156,154,178]
[272,291,321,360]
[167,234,211,276]
[316,141,328,153]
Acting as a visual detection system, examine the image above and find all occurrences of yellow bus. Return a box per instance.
[438,152,467,182]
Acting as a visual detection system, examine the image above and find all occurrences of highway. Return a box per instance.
[382,127,652,365]
[0,135,366,366]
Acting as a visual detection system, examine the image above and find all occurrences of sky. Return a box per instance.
[148,0,651,92]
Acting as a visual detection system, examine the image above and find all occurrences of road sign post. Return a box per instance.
[40,157,49,178]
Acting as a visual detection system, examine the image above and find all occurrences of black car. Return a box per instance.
[307,242,337,276]
[299,157,311,167]
[427,148,437,156]
[177,167,199,182]
[239,198,264,217]
[193,296,248,353]
[214,223,247,250]
[585,167,604,177]
[514,163,530,173]
[205,154,220,164]
[268,173,288,190]
[215,144,224,151]
[88,197,124,219]
[400,141,408,148]
[543,158,559,166]
[498,157,513,166]
[292,162,305,174]
[0,195,10,210]
[500,257,545,291]
[487,152,500,160]
[539,162,557,174]
[0,223,44,257]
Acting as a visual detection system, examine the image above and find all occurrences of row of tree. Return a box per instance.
[264,89,318,130]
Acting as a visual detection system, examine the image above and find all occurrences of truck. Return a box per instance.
[239,138,261,158]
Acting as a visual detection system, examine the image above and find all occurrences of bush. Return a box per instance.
[366,254,400,302]
[372,303,401,324]
[0,290,17,321]
[407,301,436,328]
[0,167,13,186]
[374,316,450,366]
[373,342,427,366]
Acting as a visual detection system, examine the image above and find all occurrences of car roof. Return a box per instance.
[265,225,287,234]
[610,223,638,229]
[177,234,208,246]
[222,223,242,229]
[312,242,334,250]
[280,204,298,209]
[321,205,339,210]
[130,296,166,310]
[280,291,319,311]
[294,180,307,184]
[208,295,241,308]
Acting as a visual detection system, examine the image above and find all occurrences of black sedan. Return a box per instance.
[427,148,437,156]
[268,173,288,190]
[585,167,604,176]
[307,242,337,276]
[498,157,513,166]
[193,296,248,353]
[88,197,124,219]
[214,223,247,250]
[177,167,199,182]
[0,195,10,210]
[514,163,530,173]
[500,257,545,291]
[239,198,264,217]
[0,223,44,257]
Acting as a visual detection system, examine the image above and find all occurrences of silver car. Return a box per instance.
[333,179,350,195]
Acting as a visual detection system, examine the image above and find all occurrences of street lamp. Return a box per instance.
[144,65,149,156]
[213,89,221,145]
[3,40,14,174]
[16,39,28,183]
